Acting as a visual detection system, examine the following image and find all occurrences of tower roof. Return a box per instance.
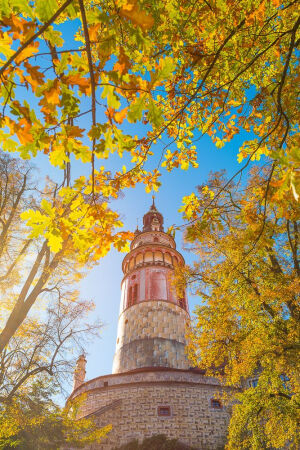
[142,196,164,232]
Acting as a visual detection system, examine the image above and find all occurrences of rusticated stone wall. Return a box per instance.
[112,301,190,373]
[69,369,231,450]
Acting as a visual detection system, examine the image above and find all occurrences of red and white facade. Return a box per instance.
[112,200,190,373]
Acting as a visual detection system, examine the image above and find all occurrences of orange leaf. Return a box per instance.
[114,47,131,75]
[67,74,91,95]
[24,63,45,90]
[120,1,154,31]
[66,125,85,138]
[16,118,33,144]
[15,43,39,64]
[114,107,128,124]
[44,79,60,105]
[89,23,101,42]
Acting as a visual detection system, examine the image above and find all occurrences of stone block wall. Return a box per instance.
[70,369,231,450]
[112,301,190,373]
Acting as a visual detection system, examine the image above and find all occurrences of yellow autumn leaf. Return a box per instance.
[15,44,39,64]
[45,230,63,253]
[0,32,15,59]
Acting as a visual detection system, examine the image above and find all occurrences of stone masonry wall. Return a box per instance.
[71,370,231,450]
[112,301,190,373]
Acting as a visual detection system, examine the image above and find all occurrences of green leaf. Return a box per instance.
[0,0,10,18]
[127,95,145,123]
[35,0,58,22]
[43,27,64,48]
[148,99,163,127]
[156,56,176,81]
[101,84,121,109]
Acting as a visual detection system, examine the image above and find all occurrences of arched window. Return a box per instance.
[154,237,159,242]
[136,253,143,265]
[144,251,153,263]
[128,286,132,307]
[164,253,172,264]
[154,251,163,262]
[127,283,138,307]
[133,284,138,303]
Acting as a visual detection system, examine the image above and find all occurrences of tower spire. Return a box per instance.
[143,197,163,231]
[150,194,157,211]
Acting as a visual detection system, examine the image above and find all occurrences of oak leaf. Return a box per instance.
[15,43,39,65]
[67,74,91,95]
[120,1,154,31]
[114,107,128,124]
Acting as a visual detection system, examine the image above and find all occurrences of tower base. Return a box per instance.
[68,368,232,449]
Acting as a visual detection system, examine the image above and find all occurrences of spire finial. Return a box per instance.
[135,218,140,235]
[150,194,157,211]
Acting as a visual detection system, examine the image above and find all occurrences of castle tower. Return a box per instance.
[112,198,190,373]
[68,200,231,450]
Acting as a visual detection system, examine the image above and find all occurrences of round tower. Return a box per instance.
[112,199,190,373]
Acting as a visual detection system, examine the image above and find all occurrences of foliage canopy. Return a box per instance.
[177,168,300,449]
[0,379,111,449]
[0,0,298,263]
[0,155,109,448]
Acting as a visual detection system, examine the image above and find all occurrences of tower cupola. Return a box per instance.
[142,196,164,232]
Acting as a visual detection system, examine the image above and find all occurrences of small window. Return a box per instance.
[154,237,159,242]
[103,381,108,387]
[158,406,171,416]
[128,286,132,307]
[132,284,138,303]
[211,399,222,409]
[131,275,136,280]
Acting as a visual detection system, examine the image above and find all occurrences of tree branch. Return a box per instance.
[0,0,74,77]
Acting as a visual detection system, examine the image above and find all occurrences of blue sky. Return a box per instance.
[7,16,257,393]
[33,126,252,391]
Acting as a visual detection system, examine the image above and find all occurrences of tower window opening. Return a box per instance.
[132,284,138,304]
[211,399,222,409]
[158,406,171,416]
[154,237,159,242]
[128,286,132,307]
[128,284,138,307]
